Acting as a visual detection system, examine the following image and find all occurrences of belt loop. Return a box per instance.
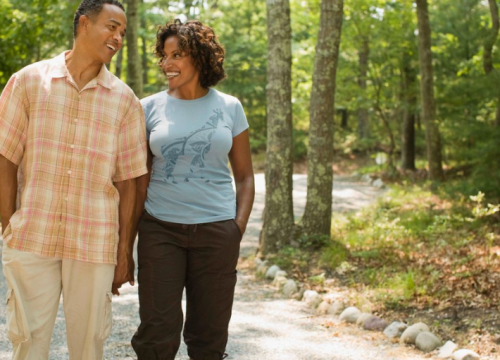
[193,224,197,233]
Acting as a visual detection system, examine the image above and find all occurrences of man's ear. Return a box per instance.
[79,14,91,34]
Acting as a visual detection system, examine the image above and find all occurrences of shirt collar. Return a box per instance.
[49,51,113,90]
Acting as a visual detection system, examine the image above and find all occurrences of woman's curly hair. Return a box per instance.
[155,19,226,88]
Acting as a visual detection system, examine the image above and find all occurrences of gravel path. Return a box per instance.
[0,174,433,359]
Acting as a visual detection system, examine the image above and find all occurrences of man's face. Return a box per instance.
[81,4,127,64]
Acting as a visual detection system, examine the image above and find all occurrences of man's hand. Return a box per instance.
[112,253,135,295]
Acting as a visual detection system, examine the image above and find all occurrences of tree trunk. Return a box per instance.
[300,0,344,238]
[260,0,294,255]
[401,52,417,170]
[340,108,348,129]
[484,0,499,74]
[115,45,124,79]
[140,0,148,87]
[416,0,443,180]
[357,37,370,139]
[126,0,143,98]
[484,0,500,126]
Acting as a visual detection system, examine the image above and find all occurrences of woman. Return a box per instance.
[131,20,255,360]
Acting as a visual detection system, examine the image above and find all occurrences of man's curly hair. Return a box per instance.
[155,19,226,88]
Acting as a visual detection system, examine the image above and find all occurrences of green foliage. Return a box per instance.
[319,241,349,269]
[0,0,498,198]
[325,184,500,307]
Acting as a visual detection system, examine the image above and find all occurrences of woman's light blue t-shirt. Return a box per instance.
[142,88,249,224]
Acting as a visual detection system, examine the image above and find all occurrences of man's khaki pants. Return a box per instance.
[2,245,115,360]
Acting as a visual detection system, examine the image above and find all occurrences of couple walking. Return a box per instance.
[0,1,254,359]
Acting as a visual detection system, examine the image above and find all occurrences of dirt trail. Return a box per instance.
[0,174,435,359]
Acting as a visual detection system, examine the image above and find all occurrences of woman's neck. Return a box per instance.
[168,86,209,100]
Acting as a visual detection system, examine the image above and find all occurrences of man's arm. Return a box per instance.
[112,178,137,295]
[0,155,18,234]
[130,148,152,246]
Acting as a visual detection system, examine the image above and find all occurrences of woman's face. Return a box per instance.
[160,35,201,93]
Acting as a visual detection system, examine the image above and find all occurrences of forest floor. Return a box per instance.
[254,152,500,359]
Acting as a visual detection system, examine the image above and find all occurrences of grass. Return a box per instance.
[327,184,500,309]
[272,183,500,311]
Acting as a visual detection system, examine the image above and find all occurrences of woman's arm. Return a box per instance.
[228,130,255,235]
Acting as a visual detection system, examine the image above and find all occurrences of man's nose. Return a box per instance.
[114,32,123,46]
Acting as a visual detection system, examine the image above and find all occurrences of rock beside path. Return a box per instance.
[438,341,458,358]
[452,349,481,360]
[383,322,408,339]
[340,307,361,323]
[400,322,430,344]
[415,331,441,353]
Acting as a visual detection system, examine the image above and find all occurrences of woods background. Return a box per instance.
[1,0,500,350]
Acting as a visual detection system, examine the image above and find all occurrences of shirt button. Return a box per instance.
[70,144,75,149]
[67,170,72,175]
[65,197,68,201]
[74,119,78,123]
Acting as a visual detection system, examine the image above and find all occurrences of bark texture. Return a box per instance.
[300,0,344,238]
[484,0,499,75]
[357,37,370,139]
[115,45,124,79]
[260,0,294,255]
[401,52,417,170]
[416,0,443,180]
[484,0,500,126]
[140,0,148,86]
[126,0,143,98]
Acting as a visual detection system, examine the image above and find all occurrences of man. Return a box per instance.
[0,0,147,359]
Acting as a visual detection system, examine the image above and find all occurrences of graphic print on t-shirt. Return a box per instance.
[160,108,228,183]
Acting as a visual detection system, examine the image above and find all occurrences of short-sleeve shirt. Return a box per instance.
[0,52,148,264]
[142,88,248,224]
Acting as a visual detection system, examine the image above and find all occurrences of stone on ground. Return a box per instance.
[339,307,361,323]
[302,290,322,308]
[356,313,373,327]
[327,301,345,316]
[452,349,481,360]
[400,322,430,344]
[265,265,281,279]
[317,301,331,315]
[363,316,388,331]
[438,341,458,358]
[256,261,270,277]
[383,321,408,339]
[272,275,288,290]
[415,331,441,353]
[274,270,288,279]
[282,279,298,298]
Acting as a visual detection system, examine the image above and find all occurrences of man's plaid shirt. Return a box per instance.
[0,52,148,264]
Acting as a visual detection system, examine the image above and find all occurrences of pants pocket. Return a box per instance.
[5,288,28,344]
[98,292,113,340]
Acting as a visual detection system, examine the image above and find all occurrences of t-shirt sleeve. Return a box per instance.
[0,73,29,165]
[113,98,148,182]
[232,100,249,137]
